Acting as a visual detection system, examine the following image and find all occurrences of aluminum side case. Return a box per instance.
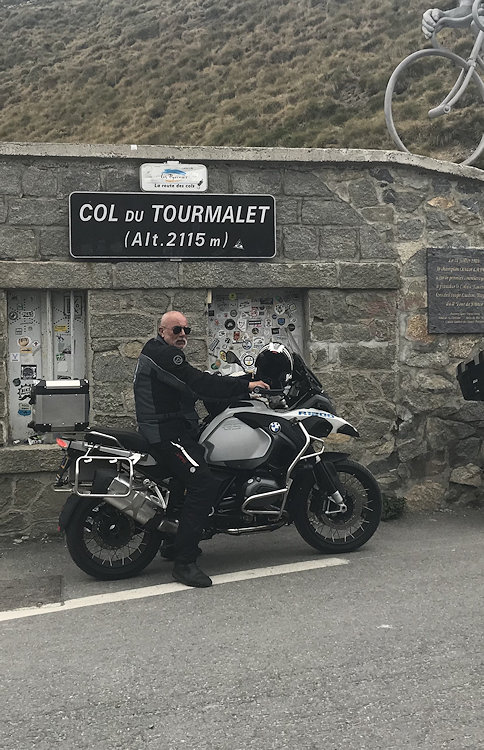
[31,379,89,433]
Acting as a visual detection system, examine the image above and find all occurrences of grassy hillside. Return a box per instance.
[0,0,482,165]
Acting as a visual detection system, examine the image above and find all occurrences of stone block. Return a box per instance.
[426,210,451,231]
[282,226,319,260]
[0,261,113,289]
[22,167,57,197]
[0,163,22,195]
[347,178,378,208]
[0,227,37,259]
[369,167,394,184]
[426,233,469,249]
[396,219,423,241]
[276,198,299,224]
[172,291,207,315]
[359,206,395,224]
[359,226,397,259]
[0,445,60,474]
[102,166,140,192]
[337,262,399,289]
[207,169,230,193]
[339,343,395,369]
[320,227,358,259]
[113,262,180,289]
[92,414,137,431]
[89,290,124,313]
[38,227,69,259]
[394,191,422,213]
[449,463,482,487]
[404,479,445,511]
[181,261,338,288]
[0,197,7,223]
[231,169,282,194]
[302,199,361,226]
[90,313,154,339]
[8,198,68,226]
[120,340,145,359]
[283,169,334,197]
[92,353,137,382]
[57,167,102,196]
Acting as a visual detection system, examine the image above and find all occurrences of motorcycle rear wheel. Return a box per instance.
[65,498,162,580]
[293,459,382,554]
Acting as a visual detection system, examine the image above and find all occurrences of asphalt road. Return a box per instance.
[0,509,483,750]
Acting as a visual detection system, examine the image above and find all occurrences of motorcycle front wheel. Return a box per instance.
[293,459,382,554]
[65,497,162,580]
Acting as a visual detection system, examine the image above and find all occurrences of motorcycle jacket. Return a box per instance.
[134,335,250,443]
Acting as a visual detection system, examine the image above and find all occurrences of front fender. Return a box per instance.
[319,451,351,463]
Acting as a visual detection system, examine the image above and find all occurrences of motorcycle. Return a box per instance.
[56,347,382,580]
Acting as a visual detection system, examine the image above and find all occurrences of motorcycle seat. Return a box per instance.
[85,427,151,453]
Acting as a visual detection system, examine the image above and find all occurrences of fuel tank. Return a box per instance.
[200,405,273,467]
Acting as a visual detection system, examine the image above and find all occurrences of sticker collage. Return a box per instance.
[207,293,304,375]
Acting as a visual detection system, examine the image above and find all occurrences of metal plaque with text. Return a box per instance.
[427,248,484,333]
[69,192,276,260]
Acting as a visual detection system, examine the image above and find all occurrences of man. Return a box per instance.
[134,310,269,588]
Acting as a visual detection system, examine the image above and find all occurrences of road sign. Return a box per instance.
[69,192,276,260]
[140,162,208,192]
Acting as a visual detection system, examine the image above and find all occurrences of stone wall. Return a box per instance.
[0,144,483,536]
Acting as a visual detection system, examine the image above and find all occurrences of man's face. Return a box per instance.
[159,315,189,349]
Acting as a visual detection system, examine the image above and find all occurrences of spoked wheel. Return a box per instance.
[65,497,162,580]
[384,48,484,165]
[293,460,382,554]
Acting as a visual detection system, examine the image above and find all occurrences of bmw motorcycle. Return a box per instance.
[56,348,382,580]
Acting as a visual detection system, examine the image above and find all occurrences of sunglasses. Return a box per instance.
[169,325,191,335]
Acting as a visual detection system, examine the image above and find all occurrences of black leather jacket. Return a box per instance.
[134,335,250,443]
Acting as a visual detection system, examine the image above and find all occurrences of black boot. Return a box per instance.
[172,562,212,588]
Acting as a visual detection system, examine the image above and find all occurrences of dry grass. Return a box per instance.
[0,0,482,167]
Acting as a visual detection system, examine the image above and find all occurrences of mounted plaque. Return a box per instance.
[427,248,484,333]
[69,192,276,260]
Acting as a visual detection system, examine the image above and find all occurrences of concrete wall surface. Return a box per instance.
[0,144,483,536]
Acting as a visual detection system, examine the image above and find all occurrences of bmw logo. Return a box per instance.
[269,422,281,433]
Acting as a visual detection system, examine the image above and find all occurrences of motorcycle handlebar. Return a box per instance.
[250,387,284,396]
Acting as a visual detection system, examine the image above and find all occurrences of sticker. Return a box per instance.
[211,363,220,370]
[8,311,18,321]
[18,404,32,417]
[228,293,237,301]
[173,354,184,365]
[17,384,32,399]
[21,364,37,380]
[260,298,273,305]
[233,331,241,342]
[15,328,23,335]
[239,310,249,319]
[230,310,237,317]
[265,320,271,327]
[288,304,296,312]
[269,422,281,433]
[288,323,296,332]
[251,308,259,316]
[219,350,227,362]
[54,324,68,332]
[20,347,32,355]
[208,310,215,317]
[243,355,255,367]
[254,338,264,347]
[10,353,20,362]
[56,354,65,361]
[225,319,236,330]
[277,318,286,326]
[272,314,277,320]
[17,336,30,348]
[272,328,280,335]
[242,340,252,350]
[218,330,226,338]
[252,328,259,335]
[237,319,247,332]
[12,378,21,387]
[20,311,34,321]
[275,304,285,315]
[248,319,261,326]
[209,338,220,352]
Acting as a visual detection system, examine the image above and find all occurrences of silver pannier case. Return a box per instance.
[30,379,89,433]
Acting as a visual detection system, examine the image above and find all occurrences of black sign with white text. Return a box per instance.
[427,247,484,333]
[69,192,276,260]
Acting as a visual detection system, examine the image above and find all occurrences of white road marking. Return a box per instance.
[0,557,348,623]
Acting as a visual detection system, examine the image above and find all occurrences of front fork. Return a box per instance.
[312,457,347,514]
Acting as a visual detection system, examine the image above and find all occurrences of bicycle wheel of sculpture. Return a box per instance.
[384,48,484,166]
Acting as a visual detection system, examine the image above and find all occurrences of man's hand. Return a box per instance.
[422,7,444,38]
[248,380,270,391]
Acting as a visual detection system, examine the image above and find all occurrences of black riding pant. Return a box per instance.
[148,436,221,564]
